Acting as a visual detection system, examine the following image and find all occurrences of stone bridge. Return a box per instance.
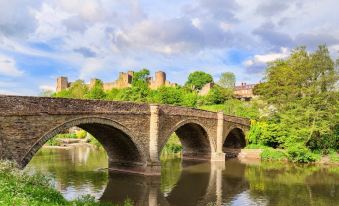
[0,95,250,175]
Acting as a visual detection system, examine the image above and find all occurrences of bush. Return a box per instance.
[76,130,87,139]
[329,151,339,163]
[260,148,287,161]
[161,134,182,155]
[245,144,269,149]
[286,144,319,163]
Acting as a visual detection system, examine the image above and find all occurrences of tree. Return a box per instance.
[255,45,339,151]
[185,71,213,90]
[54,80,88,99]
[85,79,106,99]
[202,85,233,105]
[124,69,151,102]
[218,72,235,89]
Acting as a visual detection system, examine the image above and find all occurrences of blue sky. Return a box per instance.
[0,0,338,95]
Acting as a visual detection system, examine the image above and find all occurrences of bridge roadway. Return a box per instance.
[0,95,249,175]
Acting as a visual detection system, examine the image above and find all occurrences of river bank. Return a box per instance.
[0,161,133,206]
[232,148,339,166]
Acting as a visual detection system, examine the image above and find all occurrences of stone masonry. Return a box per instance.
[56,70,177,92]
[0,95,249,175]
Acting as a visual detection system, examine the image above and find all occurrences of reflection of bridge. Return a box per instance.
[101,160,249,206]
[0,95,249,175]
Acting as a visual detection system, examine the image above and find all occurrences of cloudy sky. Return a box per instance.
[0,0,338,95]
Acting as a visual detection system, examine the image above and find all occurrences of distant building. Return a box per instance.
[234,83,256,100]
[56,70,177,92]
[198,82,257,101]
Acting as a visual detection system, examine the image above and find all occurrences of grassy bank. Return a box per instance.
[246,144,339,164]
[0,161,132,206]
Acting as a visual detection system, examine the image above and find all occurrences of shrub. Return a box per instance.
[245,144,269,149]
[286,144,318,163]
[260,148,287,161]
[329,151,339,163]
[76,130,87,139]
[161,134,182,155]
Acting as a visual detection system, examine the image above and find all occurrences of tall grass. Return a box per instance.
[0,161,131,206]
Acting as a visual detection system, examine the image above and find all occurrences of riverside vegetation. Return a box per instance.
[0,161,133,206]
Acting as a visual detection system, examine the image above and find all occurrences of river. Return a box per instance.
[25,144,338,206]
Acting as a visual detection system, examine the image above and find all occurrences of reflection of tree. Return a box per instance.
[161,157,182,194]
[27,147,339,205]
[245,162,339,206]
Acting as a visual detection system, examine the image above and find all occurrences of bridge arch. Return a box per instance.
[222,126,246,157]
[21,116,147,170]
[161,119,213,160]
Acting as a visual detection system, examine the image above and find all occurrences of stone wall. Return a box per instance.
[56,70,177,92]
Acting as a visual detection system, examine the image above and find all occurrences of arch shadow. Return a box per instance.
[21,117,147,172]
[161,119,213,160]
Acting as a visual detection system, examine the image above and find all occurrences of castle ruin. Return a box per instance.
[56,71,177,92]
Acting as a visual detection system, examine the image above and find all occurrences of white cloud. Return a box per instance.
[79,58,104,79]
[244,47,289,66]
[0,55,24,77]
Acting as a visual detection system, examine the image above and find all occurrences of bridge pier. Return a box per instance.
[211,112,226,162]
[148,104,161,175]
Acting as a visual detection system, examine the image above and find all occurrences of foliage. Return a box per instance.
[54,80,89,99]
[200,85,233,105]
[286,144,319,163]
[218,72,235,89]
[150,86,184,105]
[329,151,339,163]
[46,137,61,146]
[0,161,121,205]
[161,134,182,156]
[185,71,213,90]
[260,148,287,161]
[76,130,87,139]
[85,79,106,99]
[245,144,269,149]
[199,99,260,119]
[247,120,287,148]
[254,45,338,152]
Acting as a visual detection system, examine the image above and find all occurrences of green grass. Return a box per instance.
[260,148,287,161]
[329,151,339,163]
[0,161,132,206]
[245,144,269,149]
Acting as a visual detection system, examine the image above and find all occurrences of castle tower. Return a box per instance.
[154,71,166,88]
[56,77,69,92]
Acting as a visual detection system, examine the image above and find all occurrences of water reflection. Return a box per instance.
[27,145,339,206]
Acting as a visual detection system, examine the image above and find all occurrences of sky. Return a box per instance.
[0,0,338,95]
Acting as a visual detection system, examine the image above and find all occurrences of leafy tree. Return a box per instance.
[150,86,183,105]
[85,79,106,99]
[255,45,339,151]
[123,69,151,102]
[185,71,213,90]
[199,85,233,105]
[54,80,88,99]
[218,72,235,89]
